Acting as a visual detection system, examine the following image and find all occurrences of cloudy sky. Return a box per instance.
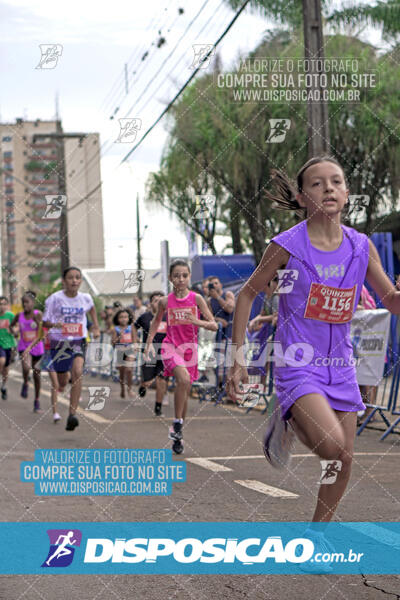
[2,0,382,270]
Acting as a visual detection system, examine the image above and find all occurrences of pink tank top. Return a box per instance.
[164,291,199,348]
[18,310,44,355]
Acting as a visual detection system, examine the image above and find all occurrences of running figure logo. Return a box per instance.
[116,118,142,143]
[120,269,145,293]
[86,386,110,411]
[348,194,370,212]
[266,119,291,143]
[42,529,82,567]
[193,195,216,220]
[319,460,342,485]
[190,44,215,69]
[36,44,63,69]
[43,195,67,219]
[276,269,299,294]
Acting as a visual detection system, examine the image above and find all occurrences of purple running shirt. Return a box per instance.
[271,220,370,418]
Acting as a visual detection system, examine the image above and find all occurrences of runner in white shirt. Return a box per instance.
[43,267,100,430]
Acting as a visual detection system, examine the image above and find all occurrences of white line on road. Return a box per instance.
[186,458,232,472]
[202,452,400,460]
[235,479,298,498]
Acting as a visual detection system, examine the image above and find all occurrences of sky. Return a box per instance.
[1,0,384,270]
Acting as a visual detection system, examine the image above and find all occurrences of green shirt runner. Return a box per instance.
[0,311,17,349]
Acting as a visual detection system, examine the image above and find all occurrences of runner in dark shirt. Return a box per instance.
[134,291,167,416]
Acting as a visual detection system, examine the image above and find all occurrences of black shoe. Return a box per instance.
[154,402,163,417]
[65,414,79,431]
[1,387,7,400]
[168,421,183,441]
[138,385,147,398]
[172,439,184,454]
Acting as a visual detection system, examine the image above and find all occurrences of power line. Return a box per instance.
[120,0,252,164]
[135,0,228,117]
[122,0,212,118]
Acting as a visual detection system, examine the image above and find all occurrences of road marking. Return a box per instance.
[343,523,400,549]
[186,458,232,472]
[235,479,298,498]
[202,452,400,461]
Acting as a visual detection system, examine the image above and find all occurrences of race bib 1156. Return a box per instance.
[304,283,357,324]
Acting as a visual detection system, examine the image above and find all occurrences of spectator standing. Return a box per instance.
[207,276,235,339]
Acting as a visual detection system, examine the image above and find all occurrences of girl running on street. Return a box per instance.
[111,309,138,399]
[228,156,400,540]
[145,260,217,454]
[43,267,100,429]
[10,291,44,413]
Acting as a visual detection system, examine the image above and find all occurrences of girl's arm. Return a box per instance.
[9,312,20,335]
[88,306,100,338]
[193,295,218,331]
[366,240,400,314]
[227,242,289,401]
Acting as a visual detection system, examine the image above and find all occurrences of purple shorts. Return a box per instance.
[275,368,366,419]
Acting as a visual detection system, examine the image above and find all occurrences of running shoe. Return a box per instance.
[127,387,136,399]
[65,414,79,431]
[263,397,294,469]
[33,399,42,413]
[21,383,28,398]
[1,387,7,400]
[53,412,61,423]
[138,385,147,398]
[296,529,336,574]
[168,421,183,441]
[172,439,184,455]
[154,402,163,417]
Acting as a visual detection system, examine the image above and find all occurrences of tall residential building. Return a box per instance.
[0,118,105,303]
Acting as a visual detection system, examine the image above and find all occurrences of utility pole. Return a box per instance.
[302,0,330,157]
[136,193,142,299]
[33,127,87,274]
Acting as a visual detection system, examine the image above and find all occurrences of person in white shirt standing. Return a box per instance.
[43,267,100,430]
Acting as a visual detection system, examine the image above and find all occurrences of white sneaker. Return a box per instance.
[53,412,61,423]
[162,394,169,406]
[263,395,295,469]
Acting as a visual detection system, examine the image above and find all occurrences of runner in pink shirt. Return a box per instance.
[10,291,44,413]
[145,260,217,454]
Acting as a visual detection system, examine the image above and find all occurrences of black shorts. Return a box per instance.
[49,339,86,373]
[142,360,165,383]
[18,351,43,366]
[0,347,13,367]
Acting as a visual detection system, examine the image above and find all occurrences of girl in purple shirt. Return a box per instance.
[228,156,400,545]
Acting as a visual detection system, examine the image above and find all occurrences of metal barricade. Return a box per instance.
[241,323,274,415]
[192,324,227,405]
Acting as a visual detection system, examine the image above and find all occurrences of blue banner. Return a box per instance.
[1,522,399,574]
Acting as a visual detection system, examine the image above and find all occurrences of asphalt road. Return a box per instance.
[1,367,400,599]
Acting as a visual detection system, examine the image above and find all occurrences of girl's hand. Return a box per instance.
[144,343,155,362]
[271,313,278,327]
[248,316,261,332]
[186,313,200,326]
[226,364,249,404]
[91,325,100,339]
[22,348,31,362]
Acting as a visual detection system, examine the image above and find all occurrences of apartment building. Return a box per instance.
[0,118,105,303]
